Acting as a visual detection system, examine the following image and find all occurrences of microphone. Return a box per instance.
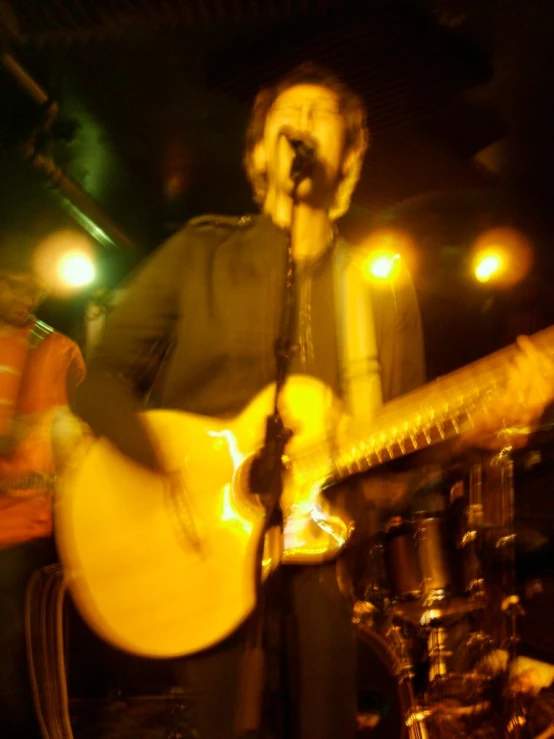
[279,127,317,181]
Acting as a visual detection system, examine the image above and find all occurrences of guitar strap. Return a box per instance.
[333,241,383,420]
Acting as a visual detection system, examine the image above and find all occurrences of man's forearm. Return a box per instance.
[75,369,162,472]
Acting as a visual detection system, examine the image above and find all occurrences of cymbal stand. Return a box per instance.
[383,618,431,739]
[488,445,534,736]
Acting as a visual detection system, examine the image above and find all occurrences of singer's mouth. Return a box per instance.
[279,126,317,146]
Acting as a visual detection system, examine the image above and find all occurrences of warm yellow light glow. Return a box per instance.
[471,228,534,288]
[366,252,400,281]
[475,253,502,283]
[356,228,416,285]
[58,252,95,287]
[34,230,97,295]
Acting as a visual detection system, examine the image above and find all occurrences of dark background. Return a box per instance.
[2,0,554,377]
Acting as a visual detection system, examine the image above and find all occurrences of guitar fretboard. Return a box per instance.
[293,325,554,487]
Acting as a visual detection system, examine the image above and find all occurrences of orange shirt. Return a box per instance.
[0,323,85,547]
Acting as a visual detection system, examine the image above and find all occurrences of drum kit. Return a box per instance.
[351,445,554,739]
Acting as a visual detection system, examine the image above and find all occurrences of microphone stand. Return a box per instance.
[234,144,314,738]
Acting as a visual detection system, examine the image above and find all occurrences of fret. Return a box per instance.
[408,431,419,452]
[344,450,356,475]
[354,453,365,474]
[363,445,375,468]
[461,407,476,428]
[340,454,354,478]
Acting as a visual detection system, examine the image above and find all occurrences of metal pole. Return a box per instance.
[2,50,136,250]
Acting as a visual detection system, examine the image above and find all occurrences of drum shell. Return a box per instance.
[384,516,458,600]
[383,521,422,599]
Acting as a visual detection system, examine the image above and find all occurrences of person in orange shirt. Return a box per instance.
[0,238,85,738]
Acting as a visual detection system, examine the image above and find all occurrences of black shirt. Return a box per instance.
[289,246,340,395]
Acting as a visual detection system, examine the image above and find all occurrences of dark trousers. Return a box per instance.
[0,537,57,738]
[177,562,357,739]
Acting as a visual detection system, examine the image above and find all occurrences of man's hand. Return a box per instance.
[51,406,91,470]
[457,335,554,453]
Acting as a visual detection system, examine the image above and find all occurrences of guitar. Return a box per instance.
[55,327,554,658]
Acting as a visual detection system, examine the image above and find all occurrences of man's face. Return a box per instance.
[0,271,45,327]
[260,84,347,206]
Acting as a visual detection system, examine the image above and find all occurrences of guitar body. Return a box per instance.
[56,376,349,657]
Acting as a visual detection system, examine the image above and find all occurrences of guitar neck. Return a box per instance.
[295,324,554,487]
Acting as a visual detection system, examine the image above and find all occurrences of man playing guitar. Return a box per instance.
[74,63,554,739]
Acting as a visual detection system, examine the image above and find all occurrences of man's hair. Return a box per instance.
[243,62,369,220]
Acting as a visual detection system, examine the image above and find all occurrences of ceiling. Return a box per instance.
[0,0,499,248]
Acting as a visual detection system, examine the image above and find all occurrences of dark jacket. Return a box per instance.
[76,214,425,468]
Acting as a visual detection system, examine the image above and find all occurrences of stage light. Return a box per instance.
[34,229,97,295]
[475,253,503,283]
[471,227,533,288]
[58,252,95,287]
[366,252,400,280]
[358,228,416,284]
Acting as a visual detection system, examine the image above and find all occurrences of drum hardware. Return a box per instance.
[355,601,503,737]
[505,693,535,738]
[360,421,554,726]
[468,504,485,528]
[469,460,485,527]
[431,700,492,717]
[415,516,455,603]
[383,514,461,605]
[460,529,478,546]
[381,619,416,682]
[506,680,541,737]
[496,533,518,549]
[451,631,499,679]
[477,450,515,534]
[427,626,452,683]
[388,644,433,739]
[354,439,554,737]
[361,539,389,604]
[449,479,465,505]
[390,595,486,631]
[501,594,526,663]
[384,517,423,600]
[458,531,486,596]
[404,705,432,739]
[353,599,379,626]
